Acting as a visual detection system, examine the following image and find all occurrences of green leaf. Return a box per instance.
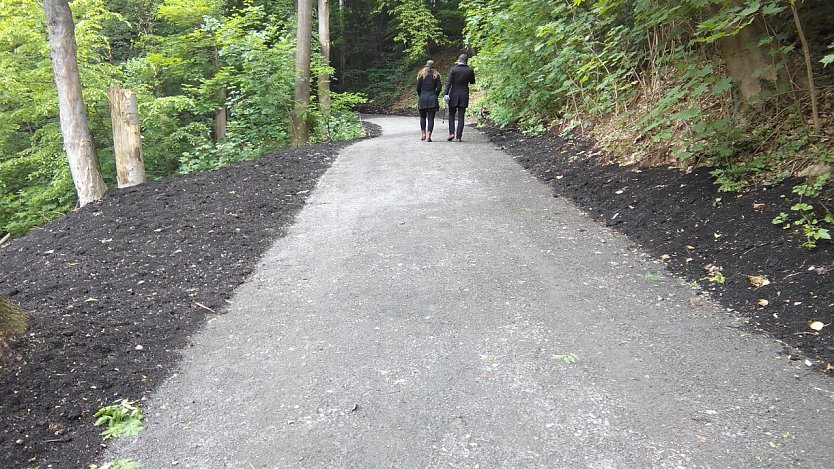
[671,108,700,121]
[712,78,733,95]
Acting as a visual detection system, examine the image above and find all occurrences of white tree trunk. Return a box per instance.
[290,0,313,146]
[108,86,146,188]
[318,0,332,119]
[44,0,107,206]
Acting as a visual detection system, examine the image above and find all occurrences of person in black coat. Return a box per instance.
[416,60,442,142]
[443,54,476,142]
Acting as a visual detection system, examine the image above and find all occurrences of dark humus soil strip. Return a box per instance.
[0,126,379,468]
[480,124,833,368]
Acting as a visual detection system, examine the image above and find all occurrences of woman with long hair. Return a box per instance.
[416,60,442,142]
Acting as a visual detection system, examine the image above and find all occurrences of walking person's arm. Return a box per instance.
[443,68,453,97]
[416,76,423,96]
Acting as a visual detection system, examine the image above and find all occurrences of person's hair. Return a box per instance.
[417,66,440,79]
[457,54,468,64]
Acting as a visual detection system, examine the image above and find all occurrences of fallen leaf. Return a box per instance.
[753,203,765,209]
[809,321,826,331]
[747,275,771,288]
[826,364,834,372]
[660,254,670,261]
[758,299,769,306]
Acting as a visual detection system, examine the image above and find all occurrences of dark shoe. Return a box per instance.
[447,134,454,141]
[455,138,462,142]
[421,131,426,141]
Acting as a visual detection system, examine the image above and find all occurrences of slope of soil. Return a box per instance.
[480,124,834,369]
[0,124,380,468]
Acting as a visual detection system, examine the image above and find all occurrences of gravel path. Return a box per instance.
[105,116,834,468]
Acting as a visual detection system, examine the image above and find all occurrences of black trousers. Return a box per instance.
[419,108,437,132]
[448,106,466,139]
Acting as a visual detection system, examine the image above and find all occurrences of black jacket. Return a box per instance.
[443,63,476,108]
[416,70,442,110]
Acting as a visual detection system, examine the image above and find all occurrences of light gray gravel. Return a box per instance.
[105,116,834,468]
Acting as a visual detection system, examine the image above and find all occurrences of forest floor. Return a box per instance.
[479,123,834,368]
[0,116,832,467]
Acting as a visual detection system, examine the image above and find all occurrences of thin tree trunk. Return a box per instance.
[318,0,332,120]
[212,46,228,142]
[214,88,228,142]
[339,0,346,89]
[290,0,313,146]
[108,86,146,188]
[44,0,107,206]
[790,1,820,132]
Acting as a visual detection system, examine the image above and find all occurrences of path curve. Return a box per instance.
[106,116,834,468]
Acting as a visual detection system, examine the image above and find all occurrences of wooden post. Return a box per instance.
[108,86,146,188]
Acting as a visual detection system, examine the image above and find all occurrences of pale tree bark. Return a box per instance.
[714,1,785,105]
[44,0,107,206]
[213,47,228,142]
[108,86,146,188]
[214,89,228,142]
[318,0,332,120]
[290,0,313,146]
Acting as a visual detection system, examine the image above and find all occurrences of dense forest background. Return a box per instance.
[1,0,833,242]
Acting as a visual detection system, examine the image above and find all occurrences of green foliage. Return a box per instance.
[822,42,834,67]
[93,399,145,440]
[550,353,579,364]
[375,0,444,61]
[0,0,119,235]
[772,173,833,249]
[1,0,365,236]
[463,0,831,200]
[100,460,142,469]
[701,270,726,284]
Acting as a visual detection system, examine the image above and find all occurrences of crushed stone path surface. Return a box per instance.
[106,116,833,468]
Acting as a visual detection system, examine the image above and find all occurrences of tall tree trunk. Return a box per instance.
[44,0,107,206]
[339,0,346,89]
[290,0,313,146]
[318,0,332,120]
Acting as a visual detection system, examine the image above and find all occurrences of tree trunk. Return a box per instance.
[214,88,228,142]
[212,46,228,142]
[715,4,783,105]
[339,0,346,89]
[790,1,820,132]
[318,0,332,120]
[108,86,146,188]
[0,293,27,363]
[44,0,107,206]
[290,0,313,146]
